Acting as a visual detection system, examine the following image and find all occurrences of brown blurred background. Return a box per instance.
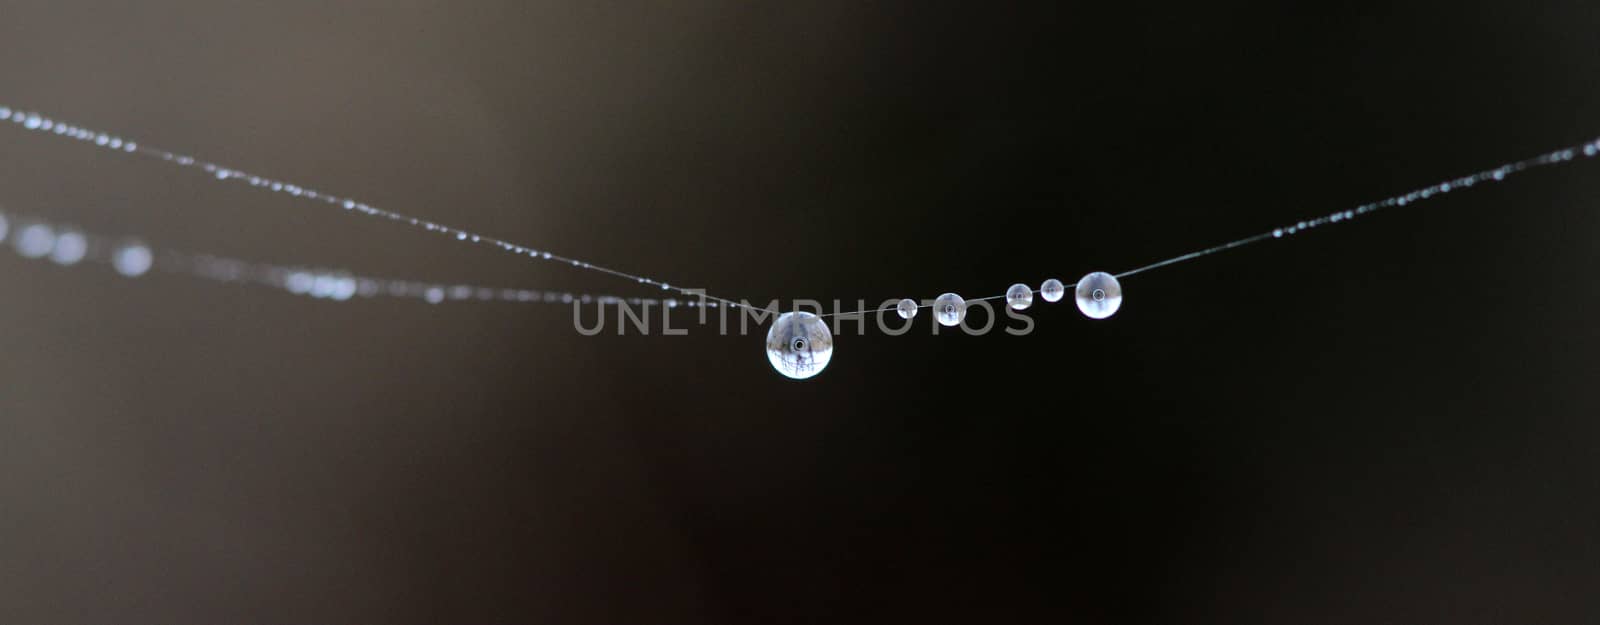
[2,1,1600,623]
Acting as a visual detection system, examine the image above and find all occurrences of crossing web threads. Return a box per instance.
[2,103,1598,380]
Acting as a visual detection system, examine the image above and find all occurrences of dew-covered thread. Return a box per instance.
[818,135,1600,319]
[4,103,1598,321]
[0,209,715,309]
[0,104,752,311]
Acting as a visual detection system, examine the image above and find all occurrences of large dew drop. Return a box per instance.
[933,293,966,327]
[766,311,834,380]
[1074,271,1123,319]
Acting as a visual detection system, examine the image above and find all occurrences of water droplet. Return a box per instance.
[49,229,87,265]
[312,273,345,299]
[1005,283,1033,310]
[112,240,153,277]
[1040,279,1066,303]
[1074,271,1123,319]
[286,271,316,295]
[933,292,965,327]
[896,298,918,319]
[765,311,833,380]
[328,276,355,301]
[12,222,55,259]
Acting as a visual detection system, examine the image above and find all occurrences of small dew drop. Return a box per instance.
[1040,279,1066,303]
[332,276,357,301]
[1005,283,1033,310]
[49,230,87,266]
[286,272,316,295]
[112,241,153,277]
[12,222,55,259]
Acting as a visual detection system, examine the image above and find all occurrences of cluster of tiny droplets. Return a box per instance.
[1112,138,1600,280]
[880,274,1103,331]
[0,209,154,277]
[0,106,142,155]
[1268,149,1587,240]
[0,104,751,311]
[0,208,719,309]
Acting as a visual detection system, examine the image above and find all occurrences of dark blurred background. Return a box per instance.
[2,1,1599,623]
